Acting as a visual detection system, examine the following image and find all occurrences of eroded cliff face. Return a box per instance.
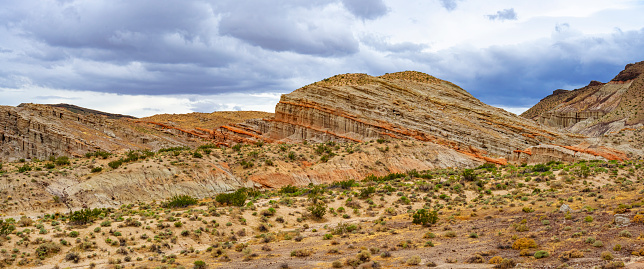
[522,61,644,136]
[262,71,572,163]
[0,104,227,161]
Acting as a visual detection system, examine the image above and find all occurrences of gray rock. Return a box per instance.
[559,204,572,213]
[614,214,630,227]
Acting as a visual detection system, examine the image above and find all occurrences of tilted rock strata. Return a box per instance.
[522,61,644,136]
[262,71,571,163]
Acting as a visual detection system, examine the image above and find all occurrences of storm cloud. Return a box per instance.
[0,0,643,116]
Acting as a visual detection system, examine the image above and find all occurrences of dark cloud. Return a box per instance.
[1,0,643,115]
[486,8,518,21]
[218,1,359,56]
[416,28,644,107]
[438,0,462,11]
[341,0,389,20]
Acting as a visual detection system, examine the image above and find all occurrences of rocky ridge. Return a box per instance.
[522,61,644,136]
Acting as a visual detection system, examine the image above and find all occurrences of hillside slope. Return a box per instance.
[522,61,644,136]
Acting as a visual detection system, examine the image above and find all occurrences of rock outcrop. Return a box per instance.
[522,61,644,136]
[259,71,574,163]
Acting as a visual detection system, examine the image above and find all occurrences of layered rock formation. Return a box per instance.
[0,104,200,161]
[258,71,575,163]
[522,61,644,136]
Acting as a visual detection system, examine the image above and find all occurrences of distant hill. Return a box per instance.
[522,61,644,136]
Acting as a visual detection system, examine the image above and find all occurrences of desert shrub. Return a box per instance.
[423,232,436,239]
[18,164,31,173]
[488,256,503,264]
[585,216,593,222]
[462,169,477,181]
[412,209,438,226]
[602,261,625,269]
[193,260,207,269]
[55,156,71,166]
[406,255,421,265]
[163,195,198,208]
[359,186,376,198]
[336,179,356,189]
[533,250,549,259]
[619,230,631,238]
[332,260,343,268]
[308,203,327,219]
[290,249,312,257]
[158,146,190,153]
[35,242,61,259]
[522,207,534,213]
[261,207,276,217]
[593,241,604,248]
[91,166,103,173]
[0,219,16,236]
[69,208,107,225]
[601,251,614,260]
[559,249,584,261]
[65,252,80,263]
[493,259,516,269]
[613,244,622,251]
[108,159,123,169]
[512,238,537,250]
[280,185,299,194]
[215,189,247,206]
[532,164,550,172]
[332,223,358,235]
[515,224,529,232]
[356,250,371,262]
[444,231,456,238]
[633,214,644,223]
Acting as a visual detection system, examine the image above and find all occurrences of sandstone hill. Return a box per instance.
[1,71,637,211]
[522,61,644,136]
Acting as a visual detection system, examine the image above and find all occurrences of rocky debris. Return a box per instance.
[522,61,644,135]
[614,214,631,227]
[559,204,573,213]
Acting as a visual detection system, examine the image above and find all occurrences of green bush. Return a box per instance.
[68,208,107,225]
[336,179,356,189]
[55,156,71,166]
[91,167,103,173]
[462,169,476,181]
[0,219,16,236]
[308,203,327,219]
[280,185,299,194]
[193,260,207,269]
[108,159,123,169]
[163,195,199,208]
[35,242,61,260]
[532,164,550,172]
[215,189,247,206]
[18,164,32,173]
[412,209,438,226]
[533,250,549,259]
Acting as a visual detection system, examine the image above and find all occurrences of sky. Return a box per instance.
[1,0,644,117]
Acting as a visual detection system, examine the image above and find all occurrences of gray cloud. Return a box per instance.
[341,0,389,20]
[218,1,359,56]
[439,0,462,11]
[0,0,643,117]
[486,8,518,21]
